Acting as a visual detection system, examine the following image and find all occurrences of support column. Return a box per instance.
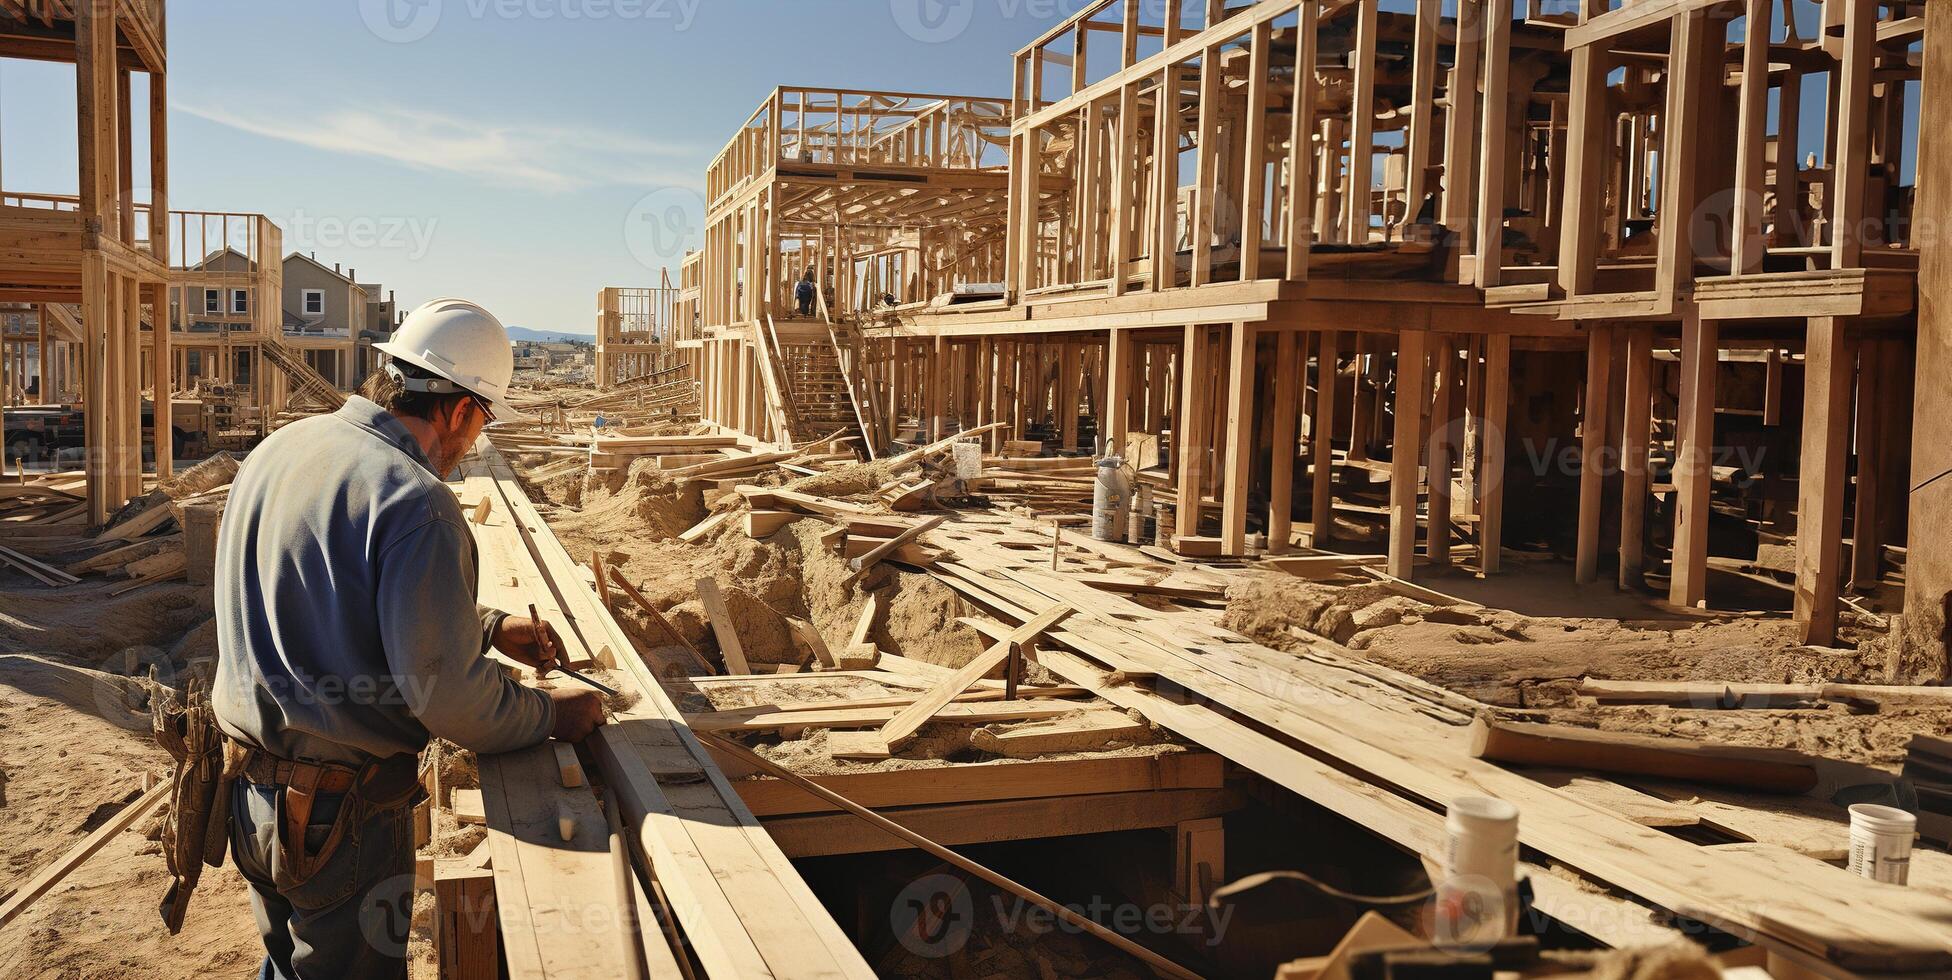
[1796,317,1853,646]
[1388,331,1430,579]
[1220,323,1258,556]
[1310,331,1339,547]
[1619,326,1654,589]
[1265,331,1300,554]
[1480,334,1510,575]
[1174,324,1214,542]
[1427,337,1457,566]
[1104,328,1133,459]
[1670,310,1719,608]
[1849,340,1882,591]
[1575,324,1616,583]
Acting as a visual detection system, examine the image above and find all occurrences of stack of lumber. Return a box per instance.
[0,480,86,527]
[586,432,740,473]
[458,437,877,978]
[908,515,1952,971]
[1906,734,1952,843]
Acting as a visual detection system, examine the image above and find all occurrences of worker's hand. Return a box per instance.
[547,688,607,743]
[495,614,564,676]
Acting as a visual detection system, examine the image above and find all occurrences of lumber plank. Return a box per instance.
[838,604,1075,758]
[694,577,752,674]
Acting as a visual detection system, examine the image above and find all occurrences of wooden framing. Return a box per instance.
[0,2,169,524]
[678,0,1941,666]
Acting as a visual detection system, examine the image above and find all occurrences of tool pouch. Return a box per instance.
[272,754,421,893]
[152,677,232,934]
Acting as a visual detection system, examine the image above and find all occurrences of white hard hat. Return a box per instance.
[373,298,520,418]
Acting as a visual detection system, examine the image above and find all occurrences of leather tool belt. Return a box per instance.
[239,747,421,892]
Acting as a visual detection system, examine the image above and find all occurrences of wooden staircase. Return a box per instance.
[776,334,867,453]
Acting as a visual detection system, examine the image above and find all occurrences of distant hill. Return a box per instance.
[506,326,594,344]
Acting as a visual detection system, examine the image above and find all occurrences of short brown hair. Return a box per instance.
[359,363,473,421]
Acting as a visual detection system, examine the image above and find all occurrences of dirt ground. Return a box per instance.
[0,577,264,979]
[1220,558,1951,767]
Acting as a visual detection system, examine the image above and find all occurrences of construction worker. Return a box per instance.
[211,297,606,979]
[796,268,817,316]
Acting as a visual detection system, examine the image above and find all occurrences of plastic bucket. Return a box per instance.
[1847,804,1915,886]
[1437,796,1520,945]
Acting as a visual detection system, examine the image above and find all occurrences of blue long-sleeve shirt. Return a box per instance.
[213,396,553,765]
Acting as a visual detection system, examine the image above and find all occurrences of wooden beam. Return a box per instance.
[1479,334,1510,575]
[1619,326,1654,590]
[1473,0,1511,286]
[1345,0,1379,244]
[1830,0,1875,269]
[1310,331,1340,548]
[1795,318,1852,645]
[695,577,752,674]
[1670,310,1719,608]
[1388,330,1429,579]
[1175,324,1214,540]
[1285,0,1318,280]
[1265,330,1300,554]
[1729,0,1771,275]
[1575,324,1616,584]
[1220,323,1257,555]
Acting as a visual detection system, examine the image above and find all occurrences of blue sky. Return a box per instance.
[0,0,1082,332]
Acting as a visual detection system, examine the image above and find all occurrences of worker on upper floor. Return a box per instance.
[797,268,817,317]
[209,297,606,980]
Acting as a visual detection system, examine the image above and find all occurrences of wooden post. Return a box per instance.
[1285,0,1318,281]
[1345,0,1378,244]
[1174,325,1213,542]
[1473,0,1511,286]
[1850,340,1882,592]
[1220,323,1258,556]
[1191,43,1223,286]
[1575,324,1616,584]
[1655,8,1711,304]
[1670,310,1719,608]
[1830,0,1875,269]
[1310,331,1339,547]
[1239,21,1271,281]
[1105,328,1133,460]
[1427,338,1456,567]
[1388,331,1430,579]
[1619,326,1654,590]
[1480,334,1510,575]
[1796,318,1853,646]
[1265,331,1300,554]
[1730,0,1771,275]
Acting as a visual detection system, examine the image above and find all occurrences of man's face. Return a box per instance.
[430,396,489,474]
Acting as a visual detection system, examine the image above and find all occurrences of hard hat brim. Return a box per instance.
[374,340,526,420]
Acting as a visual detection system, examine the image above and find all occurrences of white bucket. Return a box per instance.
[1092,455,1130,542]
[1437,796,1520,946]
[1847,804,1916,886]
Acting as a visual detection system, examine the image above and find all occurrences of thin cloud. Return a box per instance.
[175,99,702,193]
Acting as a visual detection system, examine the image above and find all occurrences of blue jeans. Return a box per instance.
[230,779,415,980]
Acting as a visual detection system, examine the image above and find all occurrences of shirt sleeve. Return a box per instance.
[376,518,554,753]
[478,606,508,655]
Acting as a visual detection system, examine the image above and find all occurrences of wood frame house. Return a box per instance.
[0,0,170,523]
[692,0,1937,664]
[594,273,691,388]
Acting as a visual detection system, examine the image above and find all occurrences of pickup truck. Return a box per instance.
[3,403,189,463]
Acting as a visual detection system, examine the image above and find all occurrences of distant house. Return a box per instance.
[281,252,369,390]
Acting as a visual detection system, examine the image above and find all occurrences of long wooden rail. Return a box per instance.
[460,439,875,979]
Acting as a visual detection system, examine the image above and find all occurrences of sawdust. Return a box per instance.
[787,460,895,498]
[748,726,1191,777]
